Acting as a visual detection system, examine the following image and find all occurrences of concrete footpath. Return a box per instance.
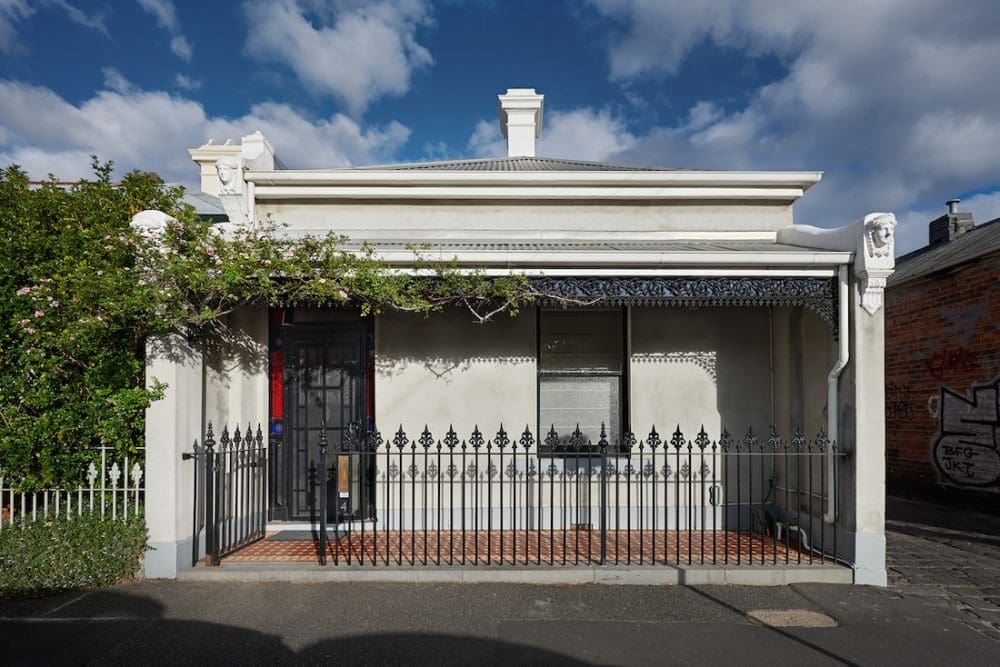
[0,496,997,666]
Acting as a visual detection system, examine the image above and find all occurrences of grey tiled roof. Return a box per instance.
[355,240,820,253]
[357,156,684,172]
[890,217,1000,285]
[179,190,225,216]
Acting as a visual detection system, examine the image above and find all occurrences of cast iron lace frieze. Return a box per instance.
[530,277,837,334]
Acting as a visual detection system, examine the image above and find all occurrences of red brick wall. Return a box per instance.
[884,251,1000,500]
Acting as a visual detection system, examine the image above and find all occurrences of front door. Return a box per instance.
[284,326,367,521]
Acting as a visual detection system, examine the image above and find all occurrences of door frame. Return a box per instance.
[281,322,369,522]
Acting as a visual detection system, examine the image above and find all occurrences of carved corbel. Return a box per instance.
[777,211,897,315]
[855,213,896,314]
[215,156,251,228]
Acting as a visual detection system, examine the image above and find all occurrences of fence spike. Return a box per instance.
[719,428,732,452]
[470,425,484,449]
[695,426,710,450]
[647,425,662,450]
[495,424,510,449]
[393,425,408,450]
[419,425,434,449]
[519,425,535,450]
[444,424,459,450]
[545,425,560,451]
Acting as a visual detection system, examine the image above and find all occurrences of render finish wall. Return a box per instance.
[375,309,537,440]
[261,200,794,239]
[629,306,774,438]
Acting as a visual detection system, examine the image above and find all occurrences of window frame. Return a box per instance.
[536,306,630,455]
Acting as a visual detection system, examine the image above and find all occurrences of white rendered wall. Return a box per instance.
[143,333,203,578]
[261,201,793,239]
[375,308,537,438]
[629,306,773,436]
[202,306,269,430]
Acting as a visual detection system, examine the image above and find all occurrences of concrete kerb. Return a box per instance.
[175,564,852,586]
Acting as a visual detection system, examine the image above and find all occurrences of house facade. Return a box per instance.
[885,202,1000,508]
[140,90,894,585]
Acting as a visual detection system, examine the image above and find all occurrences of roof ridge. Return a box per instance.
[353,155,682,172]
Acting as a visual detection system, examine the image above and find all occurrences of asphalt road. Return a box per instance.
[1,579,997,666]
[3,495,999,665]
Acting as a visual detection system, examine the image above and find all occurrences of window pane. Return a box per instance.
[539,310,623,372]
[539,375,620,447]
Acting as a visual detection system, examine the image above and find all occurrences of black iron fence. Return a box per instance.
[312,423,845,568]
[185,423,267,566]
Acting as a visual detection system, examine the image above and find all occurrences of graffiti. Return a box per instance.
[924,346,980,380]
[932,378,1000,490]
[886,381,914,429]
[915,296,1000,381]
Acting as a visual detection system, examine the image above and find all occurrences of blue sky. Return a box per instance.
[2,0,1000,254]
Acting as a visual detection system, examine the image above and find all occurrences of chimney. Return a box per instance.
[928,198,974,246]
[498,88,544,157]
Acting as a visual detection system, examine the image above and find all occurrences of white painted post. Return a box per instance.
[143,332,204,578]
[847,273,889,586]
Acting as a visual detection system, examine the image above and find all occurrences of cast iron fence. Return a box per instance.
[314,423,844,568]
[185,423,267,566]
[0,445,144,530]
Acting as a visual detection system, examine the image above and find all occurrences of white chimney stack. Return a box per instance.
[498,88,544,157]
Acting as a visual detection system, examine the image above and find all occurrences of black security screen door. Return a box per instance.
[284,327,367,521]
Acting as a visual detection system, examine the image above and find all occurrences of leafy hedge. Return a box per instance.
[0,511,147,598]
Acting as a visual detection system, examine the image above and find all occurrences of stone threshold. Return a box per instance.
[175,563,853,586]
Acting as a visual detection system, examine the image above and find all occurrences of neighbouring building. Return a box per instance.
[885,201,1000,508]
[138,89,897,585]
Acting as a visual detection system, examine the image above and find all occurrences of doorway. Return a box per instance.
[283,324,370,522]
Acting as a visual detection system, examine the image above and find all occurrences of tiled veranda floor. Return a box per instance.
[223,529,830,566]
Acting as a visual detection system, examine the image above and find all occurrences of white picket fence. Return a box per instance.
[0,445,144,530]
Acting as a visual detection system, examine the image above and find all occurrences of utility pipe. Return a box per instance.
[825,265,849,524]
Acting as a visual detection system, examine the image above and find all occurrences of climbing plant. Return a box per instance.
[0,161,532,489]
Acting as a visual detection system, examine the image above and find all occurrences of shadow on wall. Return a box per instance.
[375,308,533,385]
[148,318,266,376]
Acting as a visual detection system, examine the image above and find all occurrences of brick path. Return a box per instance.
[225,528,823,567]
[884,496,1000,642]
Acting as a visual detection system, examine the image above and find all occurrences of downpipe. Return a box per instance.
[825,265,849,524]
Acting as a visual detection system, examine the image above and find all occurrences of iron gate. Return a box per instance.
[185,422,268,566]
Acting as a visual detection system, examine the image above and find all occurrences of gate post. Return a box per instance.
[599,429,608,565]
[204,424,219,566]
[318,425,328,566]
[143,331,204,578]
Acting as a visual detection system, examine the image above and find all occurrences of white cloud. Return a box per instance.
[1,0,106,54]
[169,35,192,61]
[138,0,192,61]
[243,0,433,116]
[466,108,636,162]
[101,67,135,94]
[137,0,178,30]
[536,109,636,161]
[466,119,504,157]
[49,0,107,36]
[0,0,32,54]
[174,73,201,91]
[0,79,411,185]
[895,191,1000,255]
[589,0,1000,236]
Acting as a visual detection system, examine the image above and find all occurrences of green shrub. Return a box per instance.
[0,509,147,597]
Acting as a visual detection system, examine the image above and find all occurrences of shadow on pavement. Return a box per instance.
[0,589,593,666]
